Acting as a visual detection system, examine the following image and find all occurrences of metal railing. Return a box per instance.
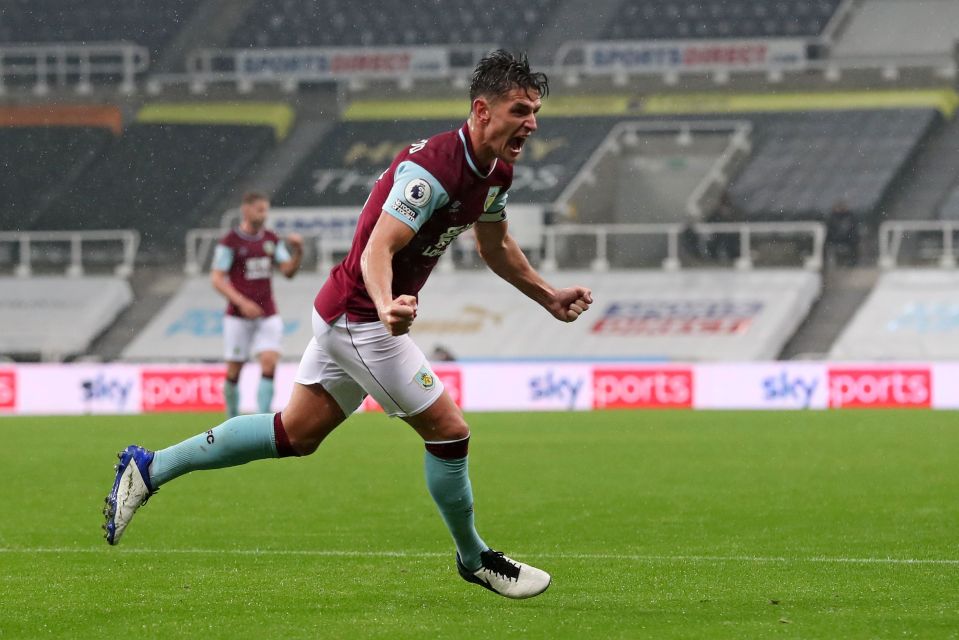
[0,230,139,277]
[0,43,149,95]
[553,41,956,85]
[184,228,351,275]
[148,44,494,94]
[879,220,959,268]
[541,221,825,272]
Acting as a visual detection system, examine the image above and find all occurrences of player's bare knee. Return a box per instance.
[278,411,325,456]
[425,414,470,442]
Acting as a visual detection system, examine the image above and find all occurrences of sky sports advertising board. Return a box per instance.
[0,362,954,415]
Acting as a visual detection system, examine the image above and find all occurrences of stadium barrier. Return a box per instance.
[0,42,148,96]
[879,220,959,269]
[555,41,956,87]
[0,361,954,415]
[0,277,134,361]
[0,229,139,278]
[121,267,821,363]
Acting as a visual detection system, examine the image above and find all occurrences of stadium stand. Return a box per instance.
[830,0,959,57]
[727,108,938,222]
[0,276,133,361]
[937,184,959,221]
[28,121,276,255]
[0,105,123,233]
[123,269,820,362]
[273,116,621,208]
[0,126,113,232]
[228,0,560,49]
[601,0,843,40]
[0,0,198,61]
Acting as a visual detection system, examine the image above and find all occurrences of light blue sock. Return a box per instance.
[149,413,277,487]
[257,376,275,413]
[224,379,239,418]
[424,452,487,570]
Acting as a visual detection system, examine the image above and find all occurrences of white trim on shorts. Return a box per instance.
[294,309,444,418]
[222,314,284,362]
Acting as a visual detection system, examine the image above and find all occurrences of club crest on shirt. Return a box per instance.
[414,365,435,390]
[404,178,432,207]
[484,187,501,212]
[263,240,275,256]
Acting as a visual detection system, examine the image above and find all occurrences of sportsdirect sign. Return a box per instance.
[237,47,448,79]
[584,39,807,73]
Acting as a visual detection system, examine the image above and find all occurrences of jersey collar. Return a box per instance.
[459,124,497,179]
[236,227,265,241]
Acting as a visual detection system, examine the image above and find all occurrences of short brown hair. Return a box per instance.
[469,50,549,102]
[242,191,269,205]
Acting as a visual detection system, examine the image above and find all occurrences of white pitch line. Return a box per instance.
[0,548,957,565]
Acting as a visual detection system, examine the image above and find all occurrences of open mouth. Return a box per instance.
[508,136,527,154]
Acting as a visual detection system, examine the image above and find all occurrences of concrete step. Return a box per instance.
[779,266,879,359]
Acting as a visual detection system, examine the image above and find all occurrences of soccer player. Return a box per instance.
[212,192,303,417]
[104,50,592,600]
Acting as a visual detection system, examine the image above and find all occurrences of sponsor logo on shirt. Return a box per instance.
[484,187,501,212]
[404,178,432,207]
[393,199,418,222]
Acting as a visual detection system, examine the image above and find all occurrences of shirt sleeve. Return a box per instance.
[478,188,508,222]
[383,161,450,232]
[212,244,234,271]
[274,240,292,264]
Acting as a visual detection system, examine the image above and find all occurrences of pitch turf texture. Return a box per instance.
[1,411,957,639]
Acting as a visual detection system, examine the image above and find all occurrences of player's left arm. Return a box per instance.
[276,233,303,278]
[474,219,592,323]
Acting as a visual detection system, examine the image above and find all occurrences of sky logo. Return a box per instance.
[761,371,819,409]
[81,374,134,410]
[529,371,585,410]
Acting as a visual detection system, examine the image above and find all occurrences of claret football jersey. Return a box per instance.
[213,228,292,317]
[314,123,513,323]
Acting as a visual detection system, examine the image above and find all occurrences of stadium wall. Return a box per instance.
[0,361,952,415]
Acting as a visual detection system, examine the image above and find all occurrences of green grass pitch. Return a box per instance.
[0,410,957,639]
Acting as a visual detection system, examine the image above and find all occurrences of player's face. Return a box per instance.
[486,87,541,164]
[242,198,269,230]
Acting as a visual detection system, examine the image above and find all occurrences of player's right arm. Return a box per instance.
[362,158,449,335]
[361,213,417,335]
[210,243,264,319]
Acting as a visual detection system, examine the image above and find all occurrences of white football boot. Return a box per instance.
[456,549,551,599]
[103,445,156,545]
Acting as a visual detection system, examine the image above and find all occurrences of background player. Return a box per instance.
[211,192,303,417]
[105,51,591,600]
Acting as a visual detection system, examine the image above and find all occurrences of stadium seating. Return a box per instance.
[0,0,198,61]
[937,183,959,221]
[727,109,937,222]
[273,116,621,208]
[229,0,560,49]
[0,126,112,232]
[601,0,843,40]
[29,123,275,254]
